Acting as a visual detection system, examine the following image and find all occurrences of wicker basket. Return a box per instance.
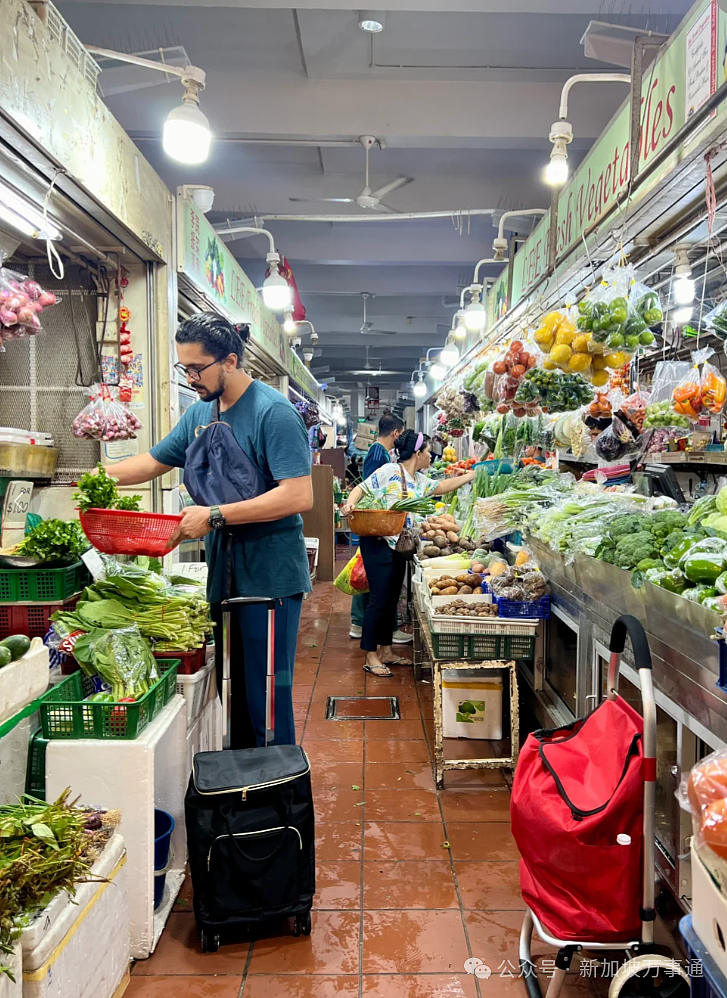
[347,509,407,537]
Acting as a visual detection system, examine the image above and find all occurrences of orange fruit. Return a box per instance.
[702,796,727,859]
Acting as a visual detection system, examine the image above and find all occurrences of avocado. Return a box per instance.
[0,635,31,662]
[0,647,11,668]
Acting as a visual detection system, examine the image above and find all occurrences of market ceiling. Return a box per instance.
[59,0,693,404]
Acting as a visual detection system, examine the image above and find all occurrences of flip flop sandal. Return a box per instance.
[364,663,393,677]
[382,656,411,667]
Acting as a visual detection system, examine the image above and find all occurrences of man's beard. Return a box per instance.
[195,371,226,402]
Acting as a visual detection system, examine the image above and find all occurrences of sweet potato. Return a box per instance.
[439,586,458,595]
[446,531,459,544]
[458,585,473,595]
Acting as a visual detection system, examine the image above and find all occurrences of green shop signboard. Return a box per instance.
[289,347,321,400]
[509,0,723,306]
[179,199,288,370]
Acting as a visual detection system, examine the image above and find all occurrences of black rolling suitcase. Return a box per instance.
[185,596,315,952]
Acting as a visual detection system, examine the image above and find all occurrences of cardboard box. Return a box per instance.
[442,670,503,739]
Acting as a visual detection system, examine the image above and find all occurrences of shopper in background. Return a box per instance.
[349,412,407,643]
[342,430,475,677]
[97,312,313,748]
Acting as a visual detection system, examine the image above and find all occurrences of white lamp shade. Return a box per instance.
[262,272,292,311]
[441,344,459,366]
[413,381,427,397]
[545,156,568,186]
[674,275,695,305]
[464,301,487,332]
[163,103,211,164]
[429,363,445,380]
[283,315,296,333]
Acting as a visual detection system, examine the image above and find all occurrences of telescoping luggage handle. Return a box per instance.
[608,614,657,946]
[220,597,276,750]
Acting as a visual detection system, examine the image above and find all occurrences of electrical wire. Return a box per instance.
[43,170,65,281]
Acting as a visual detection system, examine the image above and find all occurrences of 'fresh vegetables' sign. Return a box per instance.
[509,0,723,306]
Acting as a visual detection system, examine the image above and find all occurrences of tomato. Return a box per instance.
[688,758,727,812]
[702,797,727,859]
[492,361,507,375]
[511,365,526,378]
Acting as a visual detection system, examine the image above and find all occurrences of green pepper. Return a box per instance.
[681,585,719,604]
[638,292,659,315]
[703,596,727,614]
[681,551,726,585]
[717,570,727,595]
[645,567,689,594]
[664,535,701,570]
[685,537,727,557]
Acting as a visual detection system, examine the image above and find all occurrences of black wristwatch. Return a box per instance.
[208,505,227,530]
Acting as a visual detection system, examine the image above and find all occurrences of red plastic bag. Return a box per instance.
[350,551,369,593]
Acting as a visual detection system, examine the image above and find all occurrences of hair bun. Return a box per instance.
[234,323,250,343]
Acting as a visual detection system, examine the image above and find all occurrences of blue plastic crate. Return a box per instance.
[496,595,550,619]
[681,915,727,998]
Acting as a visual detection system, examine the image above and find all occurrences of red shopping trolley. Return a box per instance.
[512,615,689,998]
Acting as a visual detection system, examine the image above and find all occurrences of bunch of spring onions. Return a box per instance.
[355,483,438,517]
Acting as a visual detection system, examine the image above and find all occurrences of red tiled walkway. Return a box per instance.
[126,575,603,998]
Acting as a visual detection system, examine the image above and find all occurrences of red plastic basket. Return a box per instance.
[80,509,184,557]
[153,645,208,675]
[0,595,80,641]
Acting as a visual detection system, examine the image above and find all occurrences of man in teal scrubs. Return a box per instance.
[100,313,313,747]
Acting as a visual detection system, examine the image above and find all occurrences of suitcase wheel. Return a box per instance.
[200,929,220,953]
[293,912,312,937]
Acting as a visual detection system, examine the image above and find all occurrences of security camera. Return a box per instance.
[291,336,302,349]
[310,331,319,345]
[188,186,215,213]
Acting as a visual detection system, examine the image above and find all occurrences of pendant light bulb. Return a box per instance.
[413,378,427,398]
[673,248,694,305]
[673,305,693,325]
[283,310,296,334]
[464,300,487,332]
[440,342,459,366]
[163,73,211,165]
[262,270,292,311]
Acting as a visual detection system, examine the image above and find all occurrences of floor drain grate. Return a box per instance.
[325,696,401,721]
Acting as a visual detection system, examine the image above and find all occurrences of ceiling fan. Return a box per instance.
[359,292,397,336]
[289,135,412,213]
[350,345,400,377]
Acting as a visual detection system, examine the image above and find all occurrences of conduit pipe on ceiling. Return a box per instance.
[557,73,631,121]
[215,208,499,233]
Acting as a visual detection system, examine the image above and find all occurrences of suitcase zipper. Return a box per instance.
[207,825,303,870]
[194,752,311,801]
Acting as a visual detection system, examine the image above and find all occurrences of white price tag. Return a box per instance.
[81,548,106,580]
[171,562,208,582]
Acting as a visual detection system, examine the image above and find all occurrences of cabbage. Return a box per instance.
[717,487,727,515]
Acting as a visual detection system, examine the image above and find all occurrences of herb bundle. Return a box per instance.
[74,464,142,513]
[17,519,89,564]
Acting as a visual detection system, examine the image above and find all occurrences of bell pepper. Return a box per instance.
[681,585,719,604]
[681,550,726,585]
[716,570,727,595]
[703,595,727,615]
[645,567,689,594]
[664,535,701,570]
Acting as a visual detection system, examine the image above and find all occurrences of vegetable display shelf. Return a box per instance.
[680,915,727,998]
[153,644,207,675]
[0,594,80,641]
[39,658,179,740]
[0,561,90,603]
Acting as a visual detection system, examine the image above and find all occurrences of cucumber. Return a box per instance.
[0,635,31,662]
[0,647,11,669]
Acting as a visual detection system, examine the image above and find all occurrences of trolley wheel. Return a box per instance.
[200,929,220,953]
[293,913,312,937]
[608,954,689,998]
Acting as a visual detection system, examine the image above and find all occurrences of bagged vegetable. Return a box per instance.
[595,414,640,463]
[699,347,727,415]
[72,623,158,700]
[672,350,706,421]
[72,384,142,441]
[678,749,727,891]
[0,263,58,344]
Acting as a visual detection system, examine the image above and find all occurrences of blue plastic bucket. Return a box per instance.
[154,808,175,910]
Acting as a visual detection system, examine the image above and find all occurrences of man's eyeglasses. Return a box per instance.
[174,359,222,382]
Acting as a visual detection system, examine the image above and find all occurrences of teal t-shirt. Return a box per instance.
[150,381,312,602]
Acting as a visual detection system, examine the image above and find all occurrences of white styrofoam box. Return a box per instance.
[186,709,203,776]
[22,834,129,998]
[199,695,222,754]
[442,669,503,740]
[691,840,727,980]
[45,696,187,960]
[176,660,213,730]
[21,833,126,954]
[0,642,48,725]
[0,942,21,998]
[0,715,31,805]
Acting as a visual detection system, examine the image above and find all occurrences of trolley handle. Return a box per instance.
[221,597,276,610]
[609,614,652,670]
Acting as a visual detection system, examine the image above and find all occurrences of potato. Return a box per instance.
[439,586,458,596]
[458,585,473,595]
[455,574,472,584]
[446,531,459,544]
[428,578,440,589]
[422,545,441,557]
[468,574,483,587]
[433,536,448,549]
[471,563,486,574]
[434,529,447,537]
[425,530,437,540]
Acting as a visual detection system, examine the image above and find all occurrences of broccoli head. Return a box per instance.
[635,558,664,573]
[650,509,687,543]
[608,514,651,543]
[614,531,660,570]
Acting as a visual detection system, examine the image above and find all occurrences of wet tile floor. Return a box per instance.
[126,569,612,998]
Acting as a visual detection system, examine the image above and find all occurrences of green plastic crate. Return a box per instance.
[39,659,180,740]
[503,633,536,660]
[431,632,469,660]
[0,561,90,603]
[468,633,505,659]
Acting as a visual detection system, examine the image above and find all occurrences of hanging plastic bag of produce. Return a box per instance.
[677,747,727,891]
[334,549,368,595]
[699,347,727,415]
[704,300,727,341]
[626,281,662,348]
[594,413,640,463]
[72,385,107,439]
[672,350,708,422]
[649,360,693,404]
[72,384,143,441]
[621,390,650,432]
[0,262,58,344]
